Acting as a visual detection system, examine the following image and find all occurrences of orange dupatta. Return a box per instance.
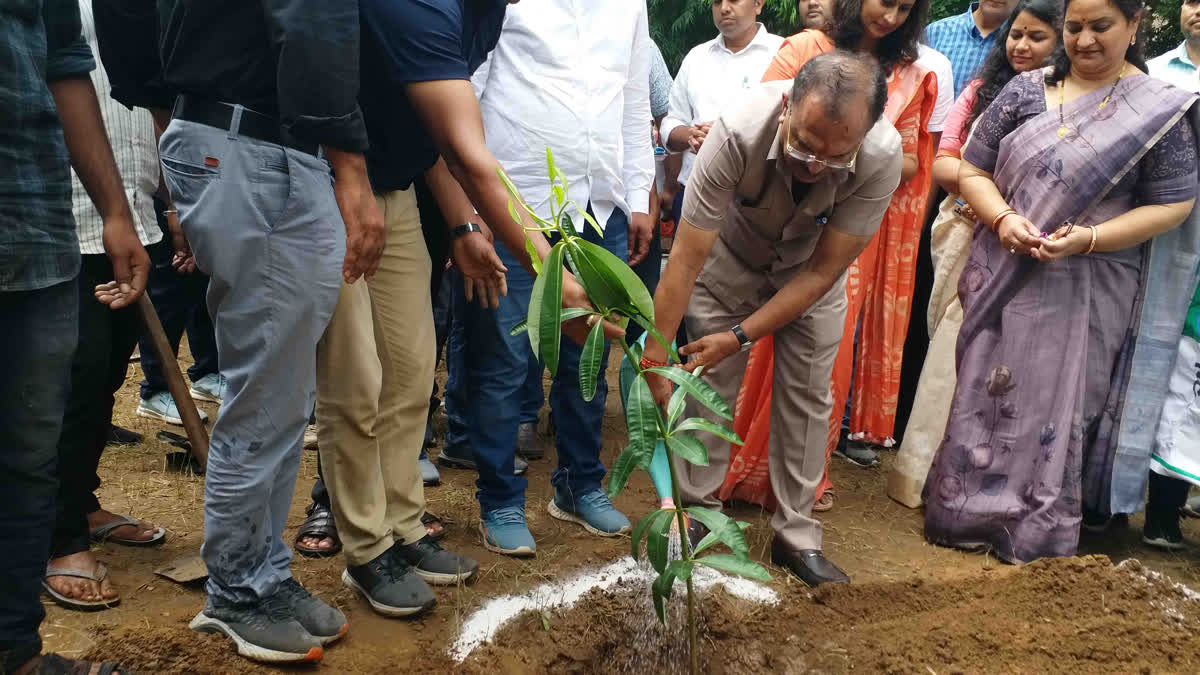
[718,35,937,507]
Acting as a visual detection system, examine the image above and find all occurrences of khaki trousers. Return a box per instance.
[315,188,434,565]
[679,275,846,551]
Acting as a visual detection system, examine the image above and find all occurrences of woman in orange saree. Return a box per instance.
[718,0,936,510]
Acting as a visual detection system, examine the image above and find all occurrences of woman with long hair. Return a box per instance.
[923,0,1200,563]
[718,0,937,511]
[890,0,1061,508]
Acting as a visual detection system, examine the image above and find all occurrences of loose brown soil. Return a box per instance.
[46,342,1200,673]
[465,556,1200,674]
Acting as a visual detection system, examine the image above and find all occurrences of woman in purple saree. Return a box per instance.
[923,0,1200,564]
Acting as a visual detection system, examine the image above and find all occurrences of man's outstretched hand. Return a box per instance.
[95,213,150,309]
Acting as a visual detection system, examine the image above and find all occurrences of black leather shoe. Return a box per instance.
[516,422,543,460]
[106,424,143,446]
[770,539,849,587]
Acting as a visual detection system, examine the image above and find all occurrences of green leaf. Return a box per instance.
[510,319,528,336]
[647,506,675,574]
[625,374,661,459]
[578,205,604,239]
[651,568,678,624]
[666,559,695,582]
[695,554,771,582]
[536,243,566,376]
[524,233,542,276]
[666,386,688,431]
[527,261,545,354]
[631,508,671,561]
[507,199,523,227]
[691,530,721,556]
[558,307,594,323]
[579,317,605,402]
[684,506,749,556]
[546,147,558,186]
[666,435,709,467]
[497,168,523,203]
[605,445,640,498]
[567,240,627,313]
[675,417,744,446]
[628,315,680,364]
[645,367,732,421]
[552,184,565,208]
[573,239,654,321]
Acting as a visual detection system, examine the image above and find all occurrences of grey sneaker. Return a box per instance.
[516,422,543,460]
[274,578,347,645]
[419,449,440,486]
[189,595,322,663]
[342,548,436,618]
[391,535,478,585]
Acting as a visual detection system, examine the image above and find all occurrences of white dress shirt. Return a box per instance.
[660,24,784,185]
[472,1,654,232]
[71,0,162,253]
[917,44,955,134]
[1149,42,1200,94]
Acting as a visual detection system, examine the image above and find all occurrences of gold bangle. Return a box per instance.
[1085,226,1098,255]
[991,208,1016,231]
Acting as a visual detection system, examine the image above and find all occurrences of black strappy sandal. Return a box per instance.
[294,501,342,558]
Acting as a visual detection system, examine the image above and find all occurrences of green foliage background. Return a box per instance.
[649,0,1186,74]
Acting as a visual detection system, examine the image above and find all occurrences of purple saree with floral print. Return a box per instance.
[922,70,1199,563]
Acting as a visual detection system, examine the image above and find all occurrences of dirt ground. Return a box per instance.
[52,345,1200,673]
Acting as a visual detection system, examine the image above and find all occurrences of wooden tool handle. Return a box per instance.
[136,294,209,468]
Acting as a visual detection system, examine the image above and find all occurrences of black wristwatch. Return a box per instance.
[731,324,752,349]
[451,222,482,239]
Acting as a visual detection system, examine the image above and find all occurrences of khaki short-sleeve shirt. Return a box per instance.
[682,81,903,306]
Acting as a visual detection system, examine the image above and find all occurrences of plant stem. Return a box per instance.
[663,421,698,675]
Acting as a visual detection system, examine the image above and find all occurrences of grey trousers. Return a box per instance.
[679,274,846,551]
[160,117,344,603]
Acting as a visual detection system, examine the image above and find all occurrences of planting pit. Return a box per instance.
[460,556,1200,674]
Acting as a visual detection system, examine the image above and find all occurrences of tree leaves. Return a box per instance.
[675,417,743,445]
[573,239,654,321]
[646,367,732,420]
[647,508,676,574]
[625,374,661,459]
[579,317,605,402]
[684,507,748,556]
[531,243,566,376]
[695,554,771,582]
[631,508,671,561]
[606,445,641,499]
[666,435,709,466]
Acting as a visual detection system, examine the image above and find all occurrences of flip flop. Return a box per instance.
[43,562,120,611]
[89,514,166,546]
[295,501,342,558]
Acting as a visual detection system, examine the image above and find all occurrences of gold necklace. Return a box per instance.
[1057,62,1127,139]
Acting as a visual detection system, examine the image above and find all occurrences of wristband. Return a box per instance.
[1085,226,1098,255]
[640,356,667,370]
[451,222,482,240]
[731,324,752,349]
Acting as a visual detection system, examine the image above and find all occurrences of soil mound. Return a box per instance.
[462,555,1200,674]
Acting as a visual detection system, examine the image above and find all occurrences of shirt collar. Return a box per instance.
[1172,41,1199,69]
[963,2,985,39]
[712,23,773,55]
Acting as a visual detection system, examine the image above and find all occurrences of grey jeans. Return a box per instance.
[160,117,344,604]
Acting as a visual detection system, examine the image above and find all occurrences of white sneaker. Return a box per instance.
[137,391,209,426]
[190,373,227,404]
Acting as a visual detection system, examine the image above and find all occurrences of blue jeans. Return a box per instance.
[0,278,78,669]
[161,117,343,604]
[453,207,628,512]
[139,201,218,399]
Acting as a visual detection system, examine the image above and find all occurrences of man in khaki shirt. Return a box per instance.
[644,52,901,587]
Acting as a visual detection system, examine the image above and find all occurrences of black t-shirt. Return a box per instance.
[359,0,508,192]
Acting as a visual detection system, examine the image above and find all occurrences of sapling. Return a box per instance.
[503,150,770,674]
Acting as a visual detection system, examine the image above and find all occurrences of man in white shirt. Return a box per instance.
[661,0,784,192]
[1148,0,1200,94]
[452,0,655,556]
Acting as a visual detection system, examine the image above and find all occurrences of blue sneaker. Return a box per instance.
[189,373,227,404]
[479,505,536,557]
[138,391,209,426]
[548,487,631,537]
